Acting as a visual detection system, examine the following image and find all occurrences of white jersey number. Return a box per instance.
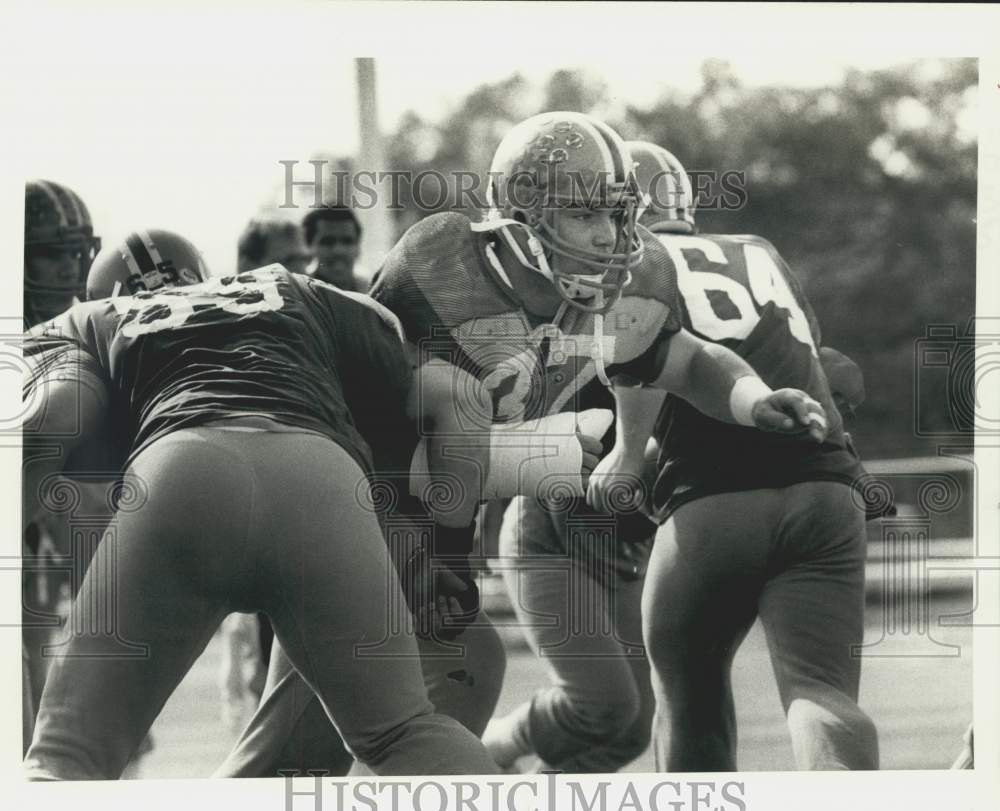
[111,269,286,338]
[658,236,817,356]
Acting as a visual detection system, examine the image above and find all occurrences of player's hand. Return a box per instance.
[431,563,479,641]
[577,431,603,490]
[751,388,828,443]
[585,444,644,515]
[401,546,479,641]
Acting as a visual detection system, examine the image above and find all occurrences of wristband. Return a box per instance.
[729,375,773,427]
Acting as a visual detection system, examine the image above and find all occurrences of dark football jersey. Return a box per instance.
[24,266,412,475]
[370,212,683,424]
[370,213,675,556]
[649,232,863,520]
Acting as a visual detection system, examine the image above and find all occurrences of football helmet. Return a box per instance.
[24,179,101,322]
[484,112,644,314]
[626,141,696,234]
[87,229,210,299]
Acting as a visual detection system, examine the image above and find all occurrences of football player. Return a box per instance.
[24,180,101,328]
[22,266,524,778]
[220,111,829,777]
[23,228,209,762]
[21,185,95,754]
[21,179,101,732]
[586,141,879,771]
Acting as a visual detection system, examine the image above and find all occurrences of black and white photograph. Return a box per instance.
[3,3,998,810]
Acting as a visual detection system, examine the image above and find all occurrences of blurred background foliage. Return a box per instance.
[310,58,978,458]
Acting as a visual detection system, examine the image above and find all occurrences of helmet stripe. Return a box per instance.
[140,230,165,266]
[124,232,157,275]
[63,186,86,225]
[34,180,71,227]
[120,238,144,280]
[42,180,82,227]
[575,118,618,181]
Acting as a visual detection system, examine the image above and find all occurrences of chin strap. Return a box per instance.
[593,303,611,387]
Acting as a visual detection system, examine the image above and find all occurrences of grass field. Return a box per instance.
[128,590,972,777]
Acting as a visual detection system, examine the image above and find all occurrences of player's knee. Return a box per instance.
[341,719,413,766]
[25,742,119,781]
[787,689,879,770]
[643,615,690,676]
[842,705,879,770]
[608,719,652,765]
[559,680,642,744]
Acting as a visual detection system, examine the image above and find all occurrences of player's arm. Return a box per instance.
[649,327,827,441]
[401,358,485,640]
[407,358,606,523]
[586,384,665,514]
[22,344,110,532]
[404,357,492,529]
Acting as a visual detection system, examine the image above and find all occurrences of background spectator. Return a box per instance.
[237,218,310,274]
[303,206,366,292]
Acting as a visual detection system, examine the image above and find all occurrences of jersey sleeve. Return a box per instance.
[608,324,678,386]
[24,305,112,412]
[23,305,114,446]
[603,232,685,385]
[370,213,470,346]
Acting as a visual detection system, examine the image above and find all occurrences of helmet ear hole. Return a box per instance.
[514,210,539,228]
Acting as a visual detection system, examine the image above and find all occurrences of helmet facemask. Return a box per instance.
[24,234,101,305]
[530,194,640,314]
[485,112,647,316]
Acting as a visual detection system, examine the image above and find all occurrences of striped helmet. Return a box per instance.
[86,229,210,299]
[25,179,100,251]
[487,112,643,314]
[626,141,696,234]
[24,180,101,322]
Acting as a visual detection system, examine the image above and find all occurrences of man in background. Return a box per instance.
[303,206,367,292]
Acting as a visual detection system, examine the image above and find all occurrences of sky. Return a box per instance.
[0,2,988,275]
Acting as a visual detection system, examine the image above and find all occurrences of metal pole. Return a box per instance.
[355,58,395,279]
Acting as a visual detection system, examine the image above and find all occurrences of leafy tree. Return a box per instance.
[293,59,977,457]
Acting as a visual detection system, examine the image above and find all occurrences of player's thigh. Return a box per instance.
[65,427,257,651]
[497,495,572,632]
[254,436,433,748]
[417,611,506,737]
[643,493,770,662]
[27,432,249,777]
[500,497,641,701]
[611,571,653,715]
[758,483,867,701]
